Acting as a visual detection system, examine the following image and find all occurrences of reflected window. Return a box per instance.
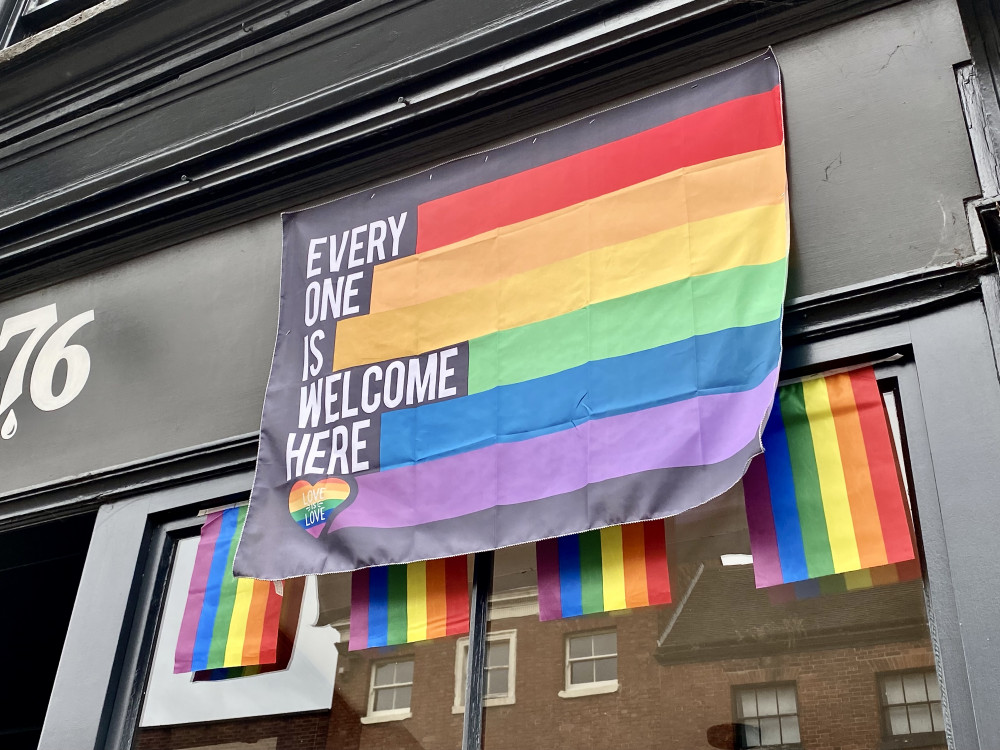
[455,630,516,710]
[879,669,945,740]
[734,683,801,749]
[564,631,617,694]
[365,659,414,721]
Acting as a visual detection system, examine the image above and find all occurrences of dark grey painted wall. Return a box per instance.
[0,0,983,498]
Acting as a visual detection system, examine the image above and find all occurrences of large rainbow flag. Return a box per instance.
[175,507,301,673]
[349,557,469,650]
[237,52,788,578]
[537,521,671,621]
[743,367,916,588]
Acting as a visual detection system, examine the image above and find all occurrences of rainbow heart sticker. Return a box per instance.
[288,477,356,537]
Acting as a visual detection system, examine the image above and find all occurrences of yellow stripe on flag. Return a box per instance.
[224,576,256,667]
[370,146,788,314]
[843,568,874,590]
[801,377,861,573]
[600,527,628,611]
[333,201,787,371]
[406,561,428,643]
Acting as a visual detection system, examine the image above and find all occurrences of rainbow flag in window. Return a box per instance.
[349,557,469,650]
[743,366,916,588]
[766,558,921,604]
[536,520,671,620]
[174,507,301,673]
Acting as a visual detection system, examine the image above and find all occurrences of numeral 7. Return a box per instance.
[0,304,58,414]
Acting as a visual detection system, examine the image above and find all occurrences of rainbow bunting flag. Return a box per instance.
[766,559,921,604]
[349,557,469,650]
[175,507,299,673]
[536,521,671,621]
[238,52,789,579]
[743,367,916,588]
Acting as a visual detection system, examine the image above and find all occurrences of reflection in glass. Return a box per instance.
[482,485,946,750]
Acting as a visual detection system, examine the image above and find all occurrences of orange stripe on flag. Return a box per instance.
[621,523,650,608]
[425,558,449,639]
[825,372,889,569]
[240,578,272,666]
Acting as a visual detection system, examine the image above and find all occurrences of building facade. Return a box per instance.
[3,0,1000,748]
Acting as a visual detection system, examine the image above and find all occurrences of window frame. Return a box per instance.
[876,668,947,749]
[559,629,619,699]
[731,681,803,750]
[361,657,415,725]
[453,629,517,713]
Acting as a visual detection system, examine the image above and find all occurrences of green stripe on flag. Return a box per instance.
[208,505,247,668]
[387,564,409,645]
[780,384,836,578]
[468,260,786,393]
[578,530,605,614]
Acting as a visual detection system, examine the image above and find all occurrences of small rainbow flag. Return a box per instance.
[536,520,671,621]
[175,507,295,673]
[349,557,469,650]
[767,559,921,604]
[744,366,915,588]
[193,577,305,680]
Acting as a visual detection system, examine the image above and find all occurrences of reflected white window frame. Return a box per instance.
[452,629,518,713]
[732,682,802,749]
[877,668,946,742]
[361,658,414,724]
[559,629,618,699]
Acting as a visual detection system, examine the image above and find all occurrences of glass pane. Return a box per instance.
[743,719,761,748]
[908,704,933,733]
[594,656,617,683]
[926,672,941,702]
[571,660,594,685]
[884,675,905,704]
[592,632,617,656]
[903,672,928,703]
[569,636,592,659]
[374,662,396,686]
[394,685,412,710]
[488,668,509,697]
[488,641,510,667]
[931,701,945,732]
[777,685,797,714]
[482,476,942,750]
[759,716,781,745]
[888,705,911,735]
[395,659,414,684]
[756,688,778,716]
[780,715,800,744]
[134,536,471,749]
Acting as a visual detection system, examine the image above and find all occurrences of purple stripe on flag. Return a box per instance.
[349,568,370,651]
[743,454,784,587]
[174,511,224,673]
[536,538,563,621]
[333,369,777,531]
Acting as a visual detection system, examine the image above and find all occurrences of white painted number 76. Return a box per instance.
[0,304,96,440]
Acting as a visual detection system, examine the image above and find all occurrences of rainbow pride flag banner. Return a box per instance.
[174,508,301,673]
[349,557,469,650]
[744,367,916,588]
[536,521,671,621]
[237,52,788,578]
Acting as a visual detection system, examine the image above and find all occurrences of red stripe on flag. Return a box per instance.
[415,86,783,253]
[642,521,672,605]
[257,581,284,665]
[849,369,915,564]
[444,556,470,636]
